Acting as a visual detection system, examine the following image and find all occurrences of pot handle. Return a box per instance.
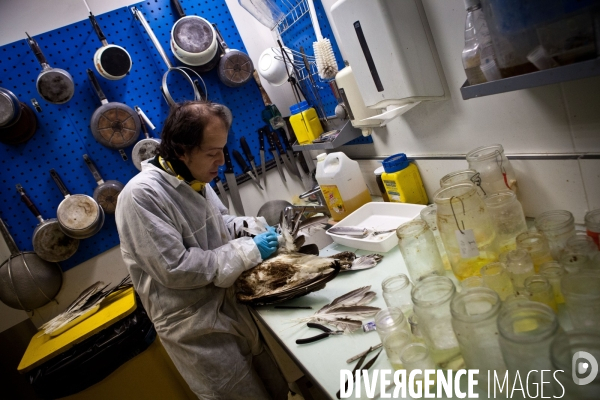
[171,0,186,19]
[49,169,72,198]
[0,217,21,256]
[88,13,109,47]
[212,23,229,51]
[86,69,107,103]
[25,32,50,68]
[83,154,105,185]
[15,184,43,222]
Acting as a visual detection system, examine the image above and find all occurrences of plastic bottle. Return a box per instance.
[380,154,428,205]
[315,152,371,221]
[462,0,501,84]
[289,101,323,145]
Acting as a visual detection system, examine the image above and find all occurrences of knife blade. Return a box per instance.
[258,128,267,188]
[214,168,229,209]
[284,119,310,174]
[266,129,286,183]
[232,149,264,190]
[271,129,297,179]
[276,128,301,178]
[223,146,244,215]
[240,136,262,188]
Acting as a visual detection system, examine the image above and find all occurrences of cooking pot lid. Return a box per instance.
[37,71,74,104]
[96,106,139,147]
[173,17,214,54]
[99,47,132,77]
[57,196,100,230]
[221,52,253,85]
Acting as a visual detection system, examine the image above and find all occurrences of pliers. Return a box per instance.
[296,323,344,344]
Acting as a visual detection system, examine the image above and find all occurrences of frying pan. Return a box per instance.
[26,33,75,105]
[50,169,105,239]
[16,184,79,263]
[86,7,132,80]
[86,69,140,149]
[82,154,124,214]
[170,0,221,72]
[132,107,160,171]
[0,88,21,128]
[131,7,205,107]
[0,102,37,145]
[212,24,253,88]
[0,217,63,311]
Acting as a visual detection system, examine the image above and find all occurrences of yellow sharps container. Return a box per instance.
[381,153,428,204]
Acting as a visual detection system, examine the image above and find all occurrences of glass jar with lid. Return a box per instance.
[420,204,452,271]
[534,210,576,260]
[411,276,461,366]
[516,231,554,272]
[484,191,528,253]
[396,220,446,282]
[381,274,413,314]
[480,262,514,300]
[440,169,486,197]
[451,287,506,381]
[524,275,557,312]
[466,144,517,195]
[505,249,535,291]
[538,261,565,304]
[433,182,499,280]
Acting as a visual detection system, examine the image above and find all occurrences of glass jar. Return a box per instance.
[498,302,560,396]
[565,232,599,256]
[374,307,410,344]
[434,182,499,280]
[439,169,486,197]
[585,209,600,249]
[560,252,593,274]
[411,276,461,367]
[516,231,554,272]
[535,210,576,260]
[420,205,452,271]
[381,274,413,314]
[400,343,436,382]
[461,276,484,290]
[383,330,413,371]
[524,275,557,312]
[551,330,600,400]
[451,287,506,380]
[561,271,600,329]
[480,262,514,300]
[396,220,446,282]
[538,262,565,304]
[466,144,517,195]
[484,191,528,253]
[505,249,535,291]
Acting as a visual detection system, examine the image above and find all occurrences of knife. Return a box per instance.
[214,168,229,209]
[284,118,310,174]
[223,146,244,215]
[276,128,301,178]
[240,136,262,188]
[258,128,267,188]
[266,129,286,183]
[232,149,264,190]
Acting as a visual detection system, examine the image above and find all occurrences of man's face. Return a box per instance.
[178,116,228,183]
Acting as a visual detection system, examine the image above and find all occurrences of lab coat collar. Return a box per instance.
[141,159,185,189]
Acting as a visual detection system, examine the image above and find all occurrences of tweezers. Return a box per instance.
[336,348,383,399]
[346,343,383,363]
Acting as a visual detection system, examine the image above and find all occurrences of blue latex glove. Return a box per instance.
[253,227,279,259]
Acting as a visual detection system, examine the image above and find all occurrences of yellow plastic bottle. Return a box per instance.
[381,153,428,205]
[289,101,323,145]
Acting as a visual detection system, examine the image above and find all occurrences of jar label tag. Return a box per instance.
[320,185,345,215]
[455,229,479,258]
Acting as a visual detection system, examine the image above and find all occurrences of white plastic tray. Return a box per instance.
[326,202,426,253]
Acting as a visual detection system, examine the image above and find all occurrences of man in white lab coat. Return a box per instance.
[115,101,288,399]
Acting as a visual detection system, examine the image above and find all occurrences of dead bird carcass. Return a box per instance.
[235,212,384,305]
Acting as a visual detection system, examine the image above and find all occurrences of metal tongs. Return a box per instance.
[336,347,383,399]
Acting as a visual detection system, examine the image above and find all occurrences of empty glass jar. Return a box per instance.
[411,276,461,367]
[585,209,600,249]
[434,182,499,280]
[461,276,484,290]
[420,205,452,271]
[535,210,576,260]
[484,191,528,253]
[505,249,535,291]
[381,274,413,314]
[439,169,486,197]
[524,275,557,312]
[466,144,517,195]
[480,262,514,300]
[560,252,594,274]
[565,232,599,256]
[400,343,436,382]
[539,261,565,304]
[516,231,554,272]
[561,271,600,329]
[374,307,411,343]
[396,220,446,282]
[451,287,506,383]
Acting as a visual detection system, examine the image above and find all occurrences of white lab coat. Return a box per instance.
[115,162,287,399]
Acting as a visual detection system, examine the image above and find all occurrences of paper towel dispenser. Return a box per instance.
[330,0,447,124]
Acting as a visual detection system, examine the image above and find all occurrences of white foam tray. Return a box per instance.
[326,202,426,253]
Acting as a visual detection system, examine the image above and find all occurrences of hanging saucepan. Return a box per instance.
[86,9,132,80]
[132,107,160,171]
[82,154,124,214]
[0,102,37,145]
[212,24,253,88]
[26,33,75,105]
[170,0,222,72]
[16,184,79,263]
[50,169,105,239]
[0,217,63,311]
[86,69,140,150]
[0,88,21,128]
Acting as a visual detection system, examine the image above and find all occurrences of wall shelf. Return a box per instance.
[460,57,600,100]
[291,119,363,151]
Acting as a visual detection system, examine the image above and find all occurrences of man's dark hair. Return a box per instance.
[158,101,231,161]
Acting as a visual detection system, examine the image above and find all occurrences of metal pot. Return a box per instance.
[50,169,105,239]
[26,33,75,105]
[87,69,140,149]
[0,218,63,310]
[88,12,132,80]
[82,154,124,214]
[0,102,37,145]
[132,108,160,171]
[0,88,21,128]
[213,24,253,88]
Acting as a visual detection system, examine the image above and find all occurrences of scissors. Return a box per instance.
[295,323,344,344]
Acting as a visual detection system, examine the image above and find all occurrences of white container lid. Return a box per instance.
[316,153,327,162]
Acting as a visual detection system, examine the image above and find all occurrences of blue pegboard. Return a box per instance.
[0,0,280,271]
